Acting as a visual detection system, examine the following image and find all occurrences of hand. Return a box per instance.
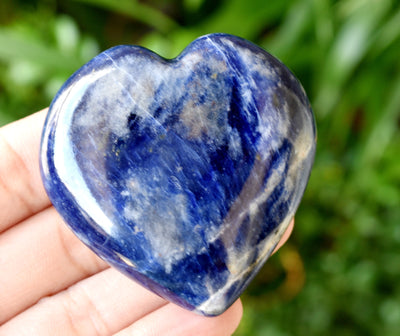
[0,110,293,335]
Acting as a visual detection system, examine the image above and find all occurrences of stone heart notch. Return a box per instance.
[40,33,316,316]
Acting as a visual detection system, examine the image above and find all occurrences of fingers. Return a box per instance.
[1,268,168,336]
[0,110,51,233]
[0,206,108,324]
[116,300,243,336]
[273,217,294,254]
[0,198,293,326]
[1,266,242,336]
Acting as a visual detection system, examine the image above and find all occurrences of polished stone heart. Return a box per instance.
[40,33,316,316]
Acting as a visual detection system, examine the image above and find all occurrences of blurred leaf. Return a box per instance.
[361,78,400,165]
[54,15,80,54]
[0,28,82,73]
[380,299,400,327]
[73,0,179,33]
[312,0,334,48]
[315,0,392,116]
[7,60,43,86]
[79,35,100,61]
[198,0,289,38]
[262,0,313,60]
[372,7,400,56]
[183,0,204,12]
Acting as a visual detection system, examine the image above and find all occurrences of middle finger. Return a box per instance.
[0,206,108,324]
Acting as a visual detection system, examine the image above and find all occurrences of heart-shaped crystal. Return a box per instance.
[40,33,316,316]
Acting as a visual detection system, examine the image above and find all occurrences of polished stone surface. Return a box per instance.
[40,33,316,316]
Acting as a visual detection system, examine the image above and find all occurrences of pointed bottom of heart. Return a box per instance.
[102,216,289,316]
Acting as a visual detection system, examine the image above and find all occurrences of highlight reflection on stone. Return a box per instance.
[40,33,316,316]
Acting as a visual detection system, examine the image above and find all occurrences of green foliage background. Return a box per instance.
[1,0,399,334]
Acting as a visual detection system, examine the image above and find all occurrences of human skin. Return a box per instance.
[0,109,293,336]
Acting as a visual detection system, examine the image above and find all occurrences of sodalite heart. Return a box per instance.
[40,33,316,316]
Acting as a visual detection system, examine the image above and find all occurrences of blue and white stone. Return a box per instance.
[40,33,316,316]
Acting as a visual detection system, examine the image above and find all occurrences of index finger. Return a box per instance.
[0,109,51,233]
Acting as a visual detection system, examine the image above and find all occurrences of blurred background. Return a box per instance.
[1,0,399,334]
